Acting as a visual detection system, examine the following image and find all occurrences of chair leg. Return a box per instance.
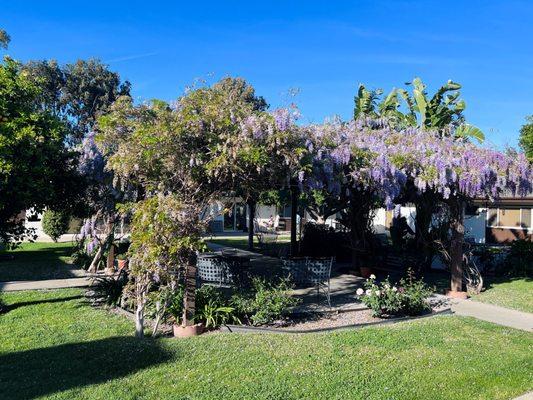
[327,281,331,308]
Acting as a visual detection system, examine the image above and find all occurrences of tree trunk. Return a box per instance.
[106,243,115,271]
[350,201,360,272]
[182,256,197,326]
[135,282,146,338]
[88,216,114,273]
[290,184,299,256]
[450,200,465,293]
[135,304,144,338]
[247,200,256,251]
[414,193,436,271]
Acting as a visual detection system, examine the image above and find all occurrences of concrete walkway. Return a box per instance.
[514,391,533,400]
[0,277,92,292]
[452,299,533,332]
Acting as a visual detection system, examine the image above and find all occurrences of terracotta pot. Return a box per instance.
[359,266,373,279]
[446,290,469,299]
[117,259,128,271]
[173,323,204,338]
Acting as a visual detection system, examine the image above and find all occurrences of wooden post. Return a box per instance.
[182,254,197,326]
[290,184,299,256]
[449,200,467,298]
[247,200,255,251]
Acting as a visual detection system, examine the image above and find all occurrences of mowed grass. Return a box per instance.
[0,289,532,400]
[0,242,80,281]
[473,278,533,313]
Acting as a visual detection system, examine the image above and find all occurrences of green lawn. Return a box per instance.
[472,278,533,313]
[0,242,80,281]
[0,289,531,400]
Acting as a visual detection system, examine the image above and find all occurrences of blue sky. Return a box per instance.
[2,1,533,148]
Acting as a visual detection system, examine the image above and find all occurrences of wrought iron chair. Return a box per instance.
[197,253,234,287]
[307,257,333,307]
[281,257,334,307]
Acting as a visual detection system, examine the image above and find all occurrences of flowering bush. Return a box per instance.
[356,272,433,317]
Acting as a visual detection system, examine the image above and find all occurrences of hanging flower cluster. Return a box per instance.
[300,117,532,209]
[78,131,105,182]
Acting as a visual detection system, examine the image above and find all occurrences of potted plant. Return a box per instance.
[116,253,128,271]
[173,323,205,338]
[166,288,204,338]
[356,250,374,278]
[359,265,373,279]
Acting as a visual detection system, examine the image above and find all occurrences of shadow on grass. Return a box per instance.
[0,295,84,315]
[0,244,81,282]
[0,336,174,400]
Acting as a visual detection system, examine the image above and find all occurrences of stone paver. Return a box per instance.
[0,277,92,292]
[452,299,533,332]
[514,391,533,400]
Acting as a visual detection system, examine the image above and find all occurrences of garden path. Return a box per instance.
[0,276,92,292]
[452,299,533,332]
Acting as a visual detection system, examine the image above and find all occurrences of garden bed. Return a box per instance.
[106,292,452,336]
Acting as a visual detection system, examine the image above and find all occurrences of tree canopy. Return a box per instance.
[0,57,78,244]
[519,115,533,162]
[23,58,131,144]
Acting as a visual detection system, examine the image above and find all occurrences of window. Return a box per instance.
[487,208,498,226]
[279,205,292,218]
[498,209,521,228]
[488,207,532,229]
[521,208,531,229]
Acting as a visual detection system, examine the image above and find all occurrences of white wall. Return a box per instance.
[373,208,387,234]
[464,208,487,244]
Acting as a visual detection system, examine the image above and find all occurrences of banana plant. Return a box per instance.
[353,84,382,119]
[353,78,484,143]
[404,77,484,143]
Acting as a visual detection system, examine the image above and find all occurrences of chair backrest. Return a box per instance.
[307,257,333,284]
[281,257,308,284]
[197,255,234,284]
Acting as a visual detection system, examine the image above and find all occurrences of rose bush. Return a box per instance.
[356,271,433,317]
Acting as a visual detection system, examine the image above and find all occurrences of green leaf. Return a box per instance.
[456,123,485,143]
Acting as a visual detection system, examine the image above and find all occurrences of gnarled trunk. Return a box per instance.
[449,200,465,293]
[135,279,147,338]
[247,200,256,251]
[182,254,197,326]
[290,184,299,256]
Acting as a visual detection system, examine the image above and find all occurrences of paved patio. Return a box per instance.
[207,241,368,312]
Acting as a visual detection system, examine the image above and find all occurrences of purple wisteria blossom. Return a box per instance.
[300,117,532,208]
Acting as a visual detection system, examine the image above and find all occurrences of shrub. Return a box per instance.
[503,240,533,278]
[160,285,238,329]
[231,278,300,325]
[71,246,92,269]
[42,209,70,242]
[91,270,128,307]
[357,271,433,317]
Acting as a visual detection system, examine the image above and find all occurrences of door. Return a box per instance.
[223,203,247,231]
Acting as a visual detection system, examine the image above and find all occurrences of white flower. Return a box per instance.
[375,290,381,296]
[365,289,372,296]
[356,288,364,296]
[369,274,376,280]
[392,286,398,292]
